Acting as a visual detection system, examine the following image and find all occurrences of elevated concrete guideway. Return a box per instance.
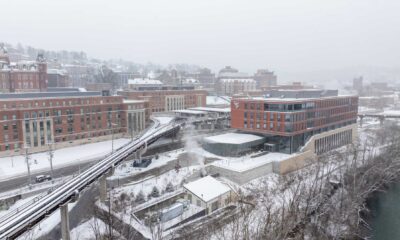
[0,117,182,240]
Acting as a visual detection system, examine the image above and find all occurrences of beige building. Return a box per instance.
[124,100,146,136]
[183,176,235,215]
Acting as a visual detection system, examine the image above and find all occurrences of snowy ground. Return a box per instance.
[112,166,198,202]
[110,148,185,180]
[16,201,77,240]
[0,138,130,181]
[189,146,291,172]
[70,217,124,240]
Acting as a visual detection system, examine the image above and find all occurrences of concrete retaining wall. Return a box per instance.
[208,124,358,184]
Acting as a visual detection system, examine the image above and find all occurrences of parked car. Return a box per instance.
[35,175,52,183]
[132,157,152,168]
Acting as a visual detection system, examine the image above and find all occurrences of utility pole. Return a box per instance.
[24,146,31,187]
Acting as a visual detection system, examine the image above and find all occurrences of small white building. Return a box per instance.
[127,78,163,90]
[183,176,235,214]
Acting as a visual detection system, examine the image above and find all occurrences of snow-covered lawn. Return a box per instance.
[112,166,198,201]
[0,138,130,181]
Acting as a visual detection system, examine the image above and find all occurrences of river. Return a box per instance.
[369,182,400,240]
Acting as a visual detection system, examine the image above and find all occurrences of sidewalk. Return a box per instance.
[0,138,130,181]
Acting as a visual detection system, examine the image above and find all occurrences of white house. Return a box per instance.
[183,176,235,214]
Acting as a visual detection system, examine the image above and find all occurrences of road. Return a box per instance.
[0,139,185,194]
[0,161,94,193]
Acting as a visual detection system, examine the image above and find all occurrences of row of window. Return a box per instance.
[243,98,357,112]
[0,97,122,110]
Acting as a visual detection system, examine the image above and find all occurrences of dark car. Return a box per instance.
[132,158,152,168]
[35,175,52,183]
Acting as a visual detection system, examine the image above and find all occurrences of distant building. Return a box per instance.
[118,89,207,113]
[262,82,312,91]
[216,66,255,95]
[231,89,358,154]
[63,64,95,87]
[353,76,363,93]
[127,78,163,90]
[218,66,250,79]
[114,71,141,89]
[254,69,277,88]
[0,48,48,93]
[47,69,70,87]
[217,79,256,96]
[185,68,216,89]
[85,83,113,92]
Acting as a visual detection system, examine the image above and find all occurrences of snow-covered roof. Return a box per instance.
[123,99,146,104]
[183,176,231,203]
[174,109,207,115]
[219,72,249,78]
[204,133,263,144]
[189,107,230,113]
[128,78,163,85]
[219,78,255,83]
[212,152,291,172]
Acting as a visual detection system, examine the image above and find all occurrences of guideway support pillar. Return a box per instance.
[99,167,115,202]
[60,203,70,240]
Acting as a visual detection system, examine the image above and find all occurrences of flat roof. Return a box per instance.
[0,91,102,100]
[189,107,231,113]
[174,109,207,115]
[123,99,146,104]
[183,176,231,202]
[235,94,357,103]
[204,133,264,144]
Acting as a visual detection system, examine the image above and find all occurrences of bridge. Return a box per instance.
[0,118,182,240]
[358,110,400,126]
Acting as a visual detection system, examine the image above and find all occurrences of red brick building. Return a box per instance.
[0,50,48,93]
[118,89,207,113]
[231,90,358,153]
[0,92,146,156]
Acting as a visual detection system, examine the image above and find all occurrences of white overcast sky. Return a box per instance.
[0,0,399,73]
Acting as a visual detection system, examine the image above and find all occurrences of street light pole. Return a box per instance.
[47,141,54,183]
[111,122,117,153]
[24,146,31,187]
